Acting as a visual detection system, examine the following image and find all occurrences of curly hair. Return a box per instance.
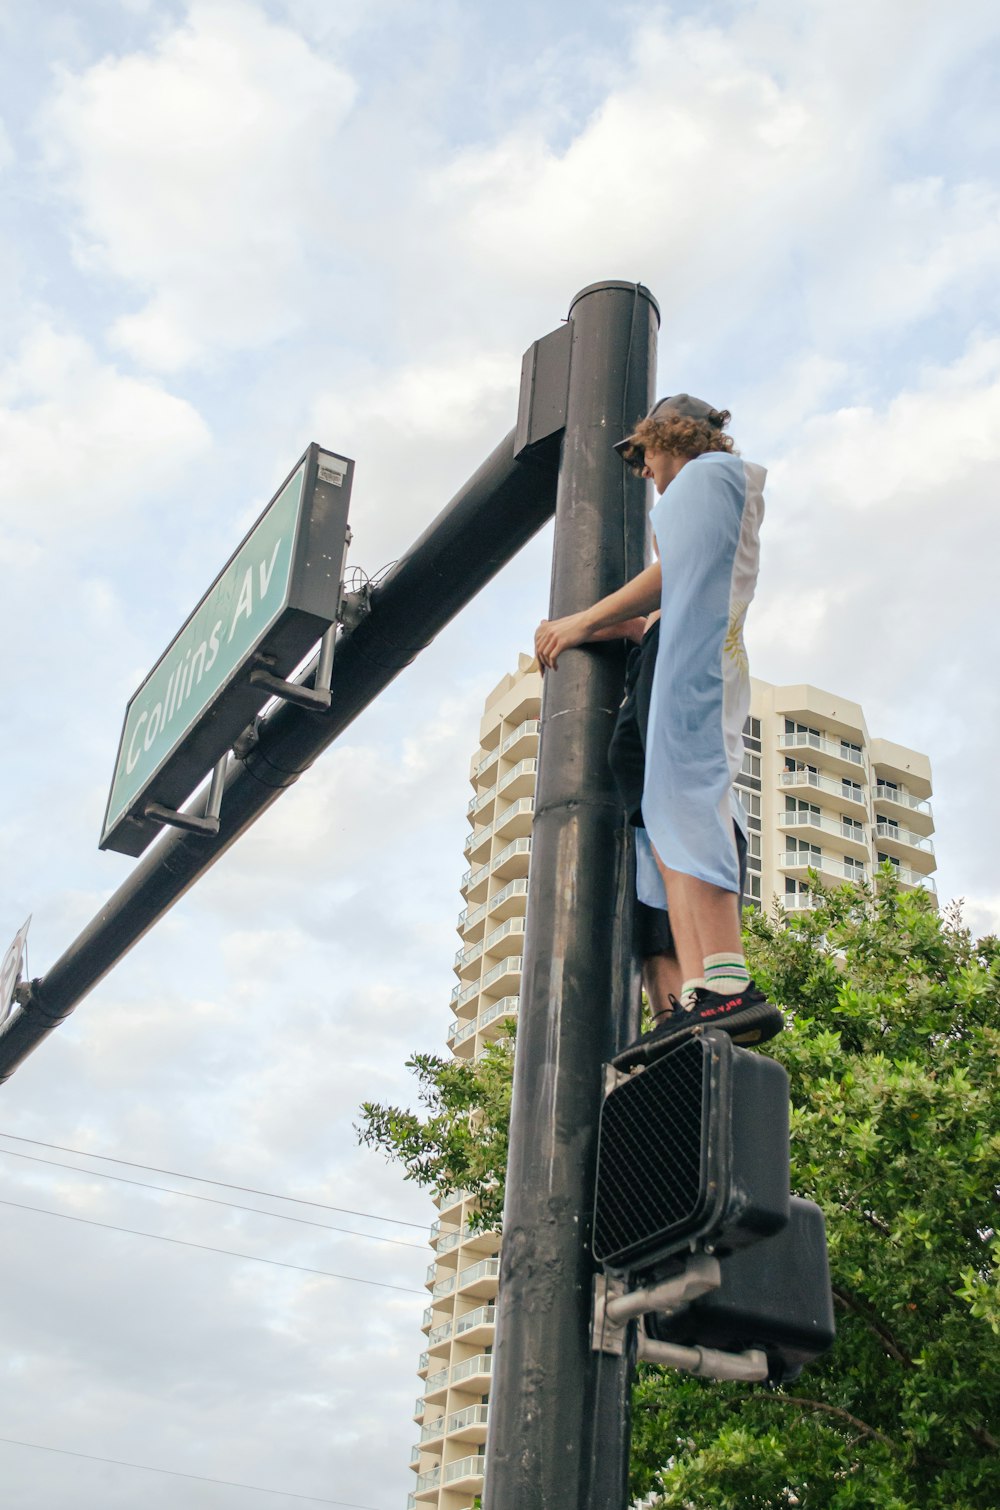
[622,408,735,469]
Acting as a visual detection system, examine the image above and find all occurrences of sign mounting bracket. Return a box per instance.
[144,753,228,839]
[248,623,337,712]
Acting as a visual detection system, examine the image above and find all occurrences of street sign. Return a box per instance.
[101,444,354,857]
[0,916,31,1028]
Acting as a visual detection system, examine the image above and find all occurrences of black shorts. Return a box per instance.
[608,620,748,960]
[607,621,659,829]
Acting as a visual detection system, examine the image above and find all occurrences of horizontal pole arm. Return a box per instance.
[0,429,559,1084]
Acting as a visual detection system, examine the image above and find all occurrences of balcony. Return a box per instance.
[779,768,868,810]
[419,1415,447,1448]
[444,1454,487,1488]
[413,1396,425,1422]
[448,998,518,1056]
[423,1365,450,1401]
[446,1402,490,1443]
[781,891,818,912]
[480,954,522,996]
[873,783,934,834]
[492,796,534,844]
[450,1353,494,1390]
[454,1303,496,1345]
[481,915,525,963]
[460,857,492,903]
[778,808,869,860]
[467,780,497,819]
[459,877,528,946]
[501,716,540,759]
[428,1318,453,1347]
[490,835,532,881]
[874,822,936,873]
[418,1350,429,1375]
[496,756,538,803]
[414,1465,441,1496]
[457,1256,500,1297]
[779,852,867,884]
[876,862,938,895]
[464,819,494,864]
[432,1273,457,1299]
[473,744,500,782]
[407,1496,417,1510]
[778,730,867,778]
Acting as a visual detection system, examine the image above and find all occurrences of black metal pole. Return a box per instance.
[482,281,659,1510]
[0,430,560,1083]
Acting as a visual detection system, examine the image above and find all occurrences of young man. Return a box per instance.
[534,394,783,1068]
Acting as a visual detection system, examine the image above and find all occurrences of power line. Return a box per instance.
[0,1146,427,1250]
[0,1433,391,1508]
[0,1198,426,1294]
[0,1130,428,1230]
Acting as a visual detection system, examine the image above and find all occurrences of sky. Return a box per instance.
[1,1,999,1506]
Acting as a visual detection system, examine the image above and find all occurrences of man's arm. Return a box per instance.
[534,562,662,669]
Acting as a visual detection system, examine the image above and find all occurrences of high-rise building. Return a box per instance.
[408,660,935,1509]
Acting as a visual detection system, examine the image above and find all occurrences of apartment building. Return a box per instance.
[408,661,935,1508]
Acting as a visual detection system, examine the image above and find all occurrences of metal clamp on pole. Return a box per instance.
[248,624,338,712]
[592,1254,721,1356]
[637,1327,769,1383]
[144,754,228,838]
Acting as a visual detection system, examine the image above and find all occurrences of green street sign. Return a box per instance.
[101,444,353,857]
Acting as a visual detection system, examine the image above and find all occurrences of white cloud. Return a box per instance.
[0,322,210,552]
[41,0,358,370]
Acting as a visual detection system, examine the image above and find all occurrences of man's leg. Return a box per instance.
[643,951,683,1021]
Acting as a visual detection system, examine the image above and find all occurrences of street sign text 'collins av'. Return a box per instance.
[101,445,354,858]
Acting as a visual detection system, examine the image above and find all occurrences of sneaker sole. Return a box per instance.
[612,1002,784,1070]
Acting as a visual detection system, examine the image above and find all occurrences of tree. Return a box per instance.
[358,872,1000,1508]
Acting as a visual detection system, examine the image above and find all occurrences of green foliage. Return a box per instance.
[634,873,1000,1509]
[357,873,1000,1507]
[356,1026,513,1231]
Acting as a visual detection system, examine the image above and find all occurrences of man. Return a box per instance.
[534,394,783,1068]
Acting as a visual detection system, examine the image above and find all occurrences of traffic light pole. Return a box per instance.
[482,281,659,1510]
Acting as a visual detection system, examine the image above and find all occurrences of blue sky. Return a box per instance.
[1,2,1000,1507]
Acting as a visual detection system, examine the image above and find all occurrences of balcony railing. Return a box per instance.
[779,730,865,767]
[428,1319,453,1345]
[424,1366,449,1393]
[878,863,938,892]
[779,852,867,883]
[501,717,539,754]
[467,780,497,817]
[450,1353,494,1384]
[474,742,500,778]
[481,955,522,990]
[780,810,867,843]
[779,769,867,805]
[874,822,935,854]
[455,1303,496,1337]
[419,1415,447,1444]
[448,996,519,1053]
[432,1273,456,1299]
[444,1454,486,1484]
[781,892,817,911]
[874,783,932,816]
[458,1256,500,1289]
[460,837,532,897]
[448,1403,490,1433]
[497,756,538,794]
[458,876,528,938]
[415,1465,441,1492]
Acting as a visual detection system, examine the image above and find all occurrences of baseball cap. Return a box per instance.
[613,394,724,463]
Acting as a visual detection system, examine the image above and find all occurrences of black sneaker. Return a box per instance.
[611,982,783,1071]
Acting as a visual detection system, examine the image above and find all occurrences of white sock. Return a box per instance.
[679,977,706,1009]
[703,952,751,994]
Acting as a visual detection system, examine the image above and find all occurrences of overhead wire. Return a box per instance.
[0,1146,427,1250]
[0,1198,426,1294]
[0,1433,391,1508]
[0,1130,429,1229]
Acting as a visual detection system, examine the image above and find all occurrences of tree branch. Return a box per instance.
[832,1286,916,1368]
[742,1392,900,1451]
